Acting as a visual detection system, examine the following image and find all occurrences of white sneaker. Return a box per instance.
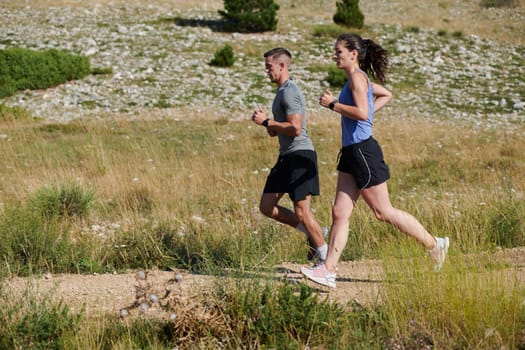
[300,263,336,288]
[429,237,450,271]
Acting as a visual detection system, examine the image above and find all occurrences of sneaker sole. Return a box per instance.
[300,266,336,288]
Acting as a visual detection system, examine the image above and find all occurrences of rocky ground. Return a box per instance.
[0,0,523,129]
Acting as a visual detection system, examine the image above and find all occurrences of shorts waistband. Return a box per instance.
[341,136,373,151]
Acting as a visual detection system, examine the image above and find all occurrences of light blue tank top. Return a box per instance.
[338,70,374,146]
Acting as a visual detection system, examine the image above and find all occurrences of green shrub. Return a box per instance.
[480,0,514,7]
[0,292,82,350]
[0,76,16,97]
[0,48,90,97]
[221,282,349,348]
[219,0,279,33]
[91,318,174,349]
[210,44,235,67]
[333,0,364,29]
[29,182,94,220]
[325,65,347,88]
[90,66,113,75]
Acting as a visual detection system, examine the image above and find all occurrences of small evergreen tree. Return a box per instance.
[219,0,279,33]
[333,0,364,29]
[210,44,235,67]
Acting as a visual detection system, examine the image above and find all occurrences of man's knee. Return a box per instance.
[259,202,274,218]
[293,201,309,223]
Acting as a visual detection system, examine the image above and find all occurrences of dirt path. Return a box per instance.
[3,247,524,319]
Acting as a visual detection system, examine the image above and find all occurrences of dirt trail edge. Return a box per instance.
[3,248,524,318]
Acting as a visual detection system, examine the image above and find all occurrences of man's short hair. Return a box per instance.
[264,47,292,60]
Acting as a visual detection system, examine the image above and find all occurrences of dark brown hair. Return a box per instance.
[264,47,292,60]
[336,33,389,84]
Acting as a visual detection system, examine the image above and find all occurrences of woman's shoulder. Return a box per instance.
[350,68,369,81]
[349,69,370,89]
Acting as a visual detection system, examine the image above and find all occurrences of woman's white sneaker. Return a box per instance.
[300,263,336,288]
[430,236,450,271]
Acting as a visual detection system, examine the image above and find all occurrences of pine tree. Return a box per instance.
[333,0,364,29]
[219,0,279,33]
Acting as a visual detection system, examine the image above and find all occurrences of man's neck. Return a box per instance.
[276,74,290,87]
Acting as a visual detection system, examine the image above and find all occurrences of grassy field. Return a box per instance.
[0,0,524,348]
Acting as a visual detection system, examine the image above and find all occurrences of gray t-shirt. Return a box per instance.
[272,79,314,155]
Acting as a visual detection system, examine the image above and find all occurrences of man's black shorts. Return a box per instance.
[337,137,390,189]
[263,149,320,202]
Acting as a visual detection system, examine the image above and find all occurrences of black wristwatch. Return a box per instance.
[262,118,270,127]
[329,100,337,110]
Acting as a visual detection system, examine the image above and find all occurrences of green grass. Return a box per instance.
[381,249,524,349]
[1,111,523,276]
[0,287,83,349]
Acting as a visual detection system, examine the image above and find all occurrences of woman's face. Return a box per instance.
[333,41,357,69]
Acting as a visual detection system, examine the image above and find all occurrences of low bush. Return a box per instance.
[480,0,514,8]
[29,182,94,220]
[210,44,235,67]
[0,291,82,350]
[0,48,90,97]
[325,65,347,88]
[223,282,347,347]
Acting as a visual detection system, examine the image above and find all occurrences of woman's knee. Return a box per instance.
[332,203,351,222]
[371,206,393,222]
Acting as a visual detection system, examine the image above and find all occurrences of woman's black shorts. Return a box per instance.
[337,137,390,189]
[263,149,320,201]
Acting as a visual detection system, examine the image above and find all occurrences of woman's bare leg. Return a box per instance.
[324,172,360,273]
[360,182,436,249]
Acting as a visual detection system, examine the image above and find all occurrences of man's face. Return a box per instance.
[264,56,282,83]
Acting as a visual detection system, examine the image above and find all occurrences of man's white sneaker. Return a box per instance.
[300,263,336,288]
[429,236,450,271]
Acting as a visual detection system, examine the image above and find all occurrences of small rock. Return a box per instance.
[149,294,158,303]
[175,273,183,283]
[139,302,150,311]
[136,270,146,280]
